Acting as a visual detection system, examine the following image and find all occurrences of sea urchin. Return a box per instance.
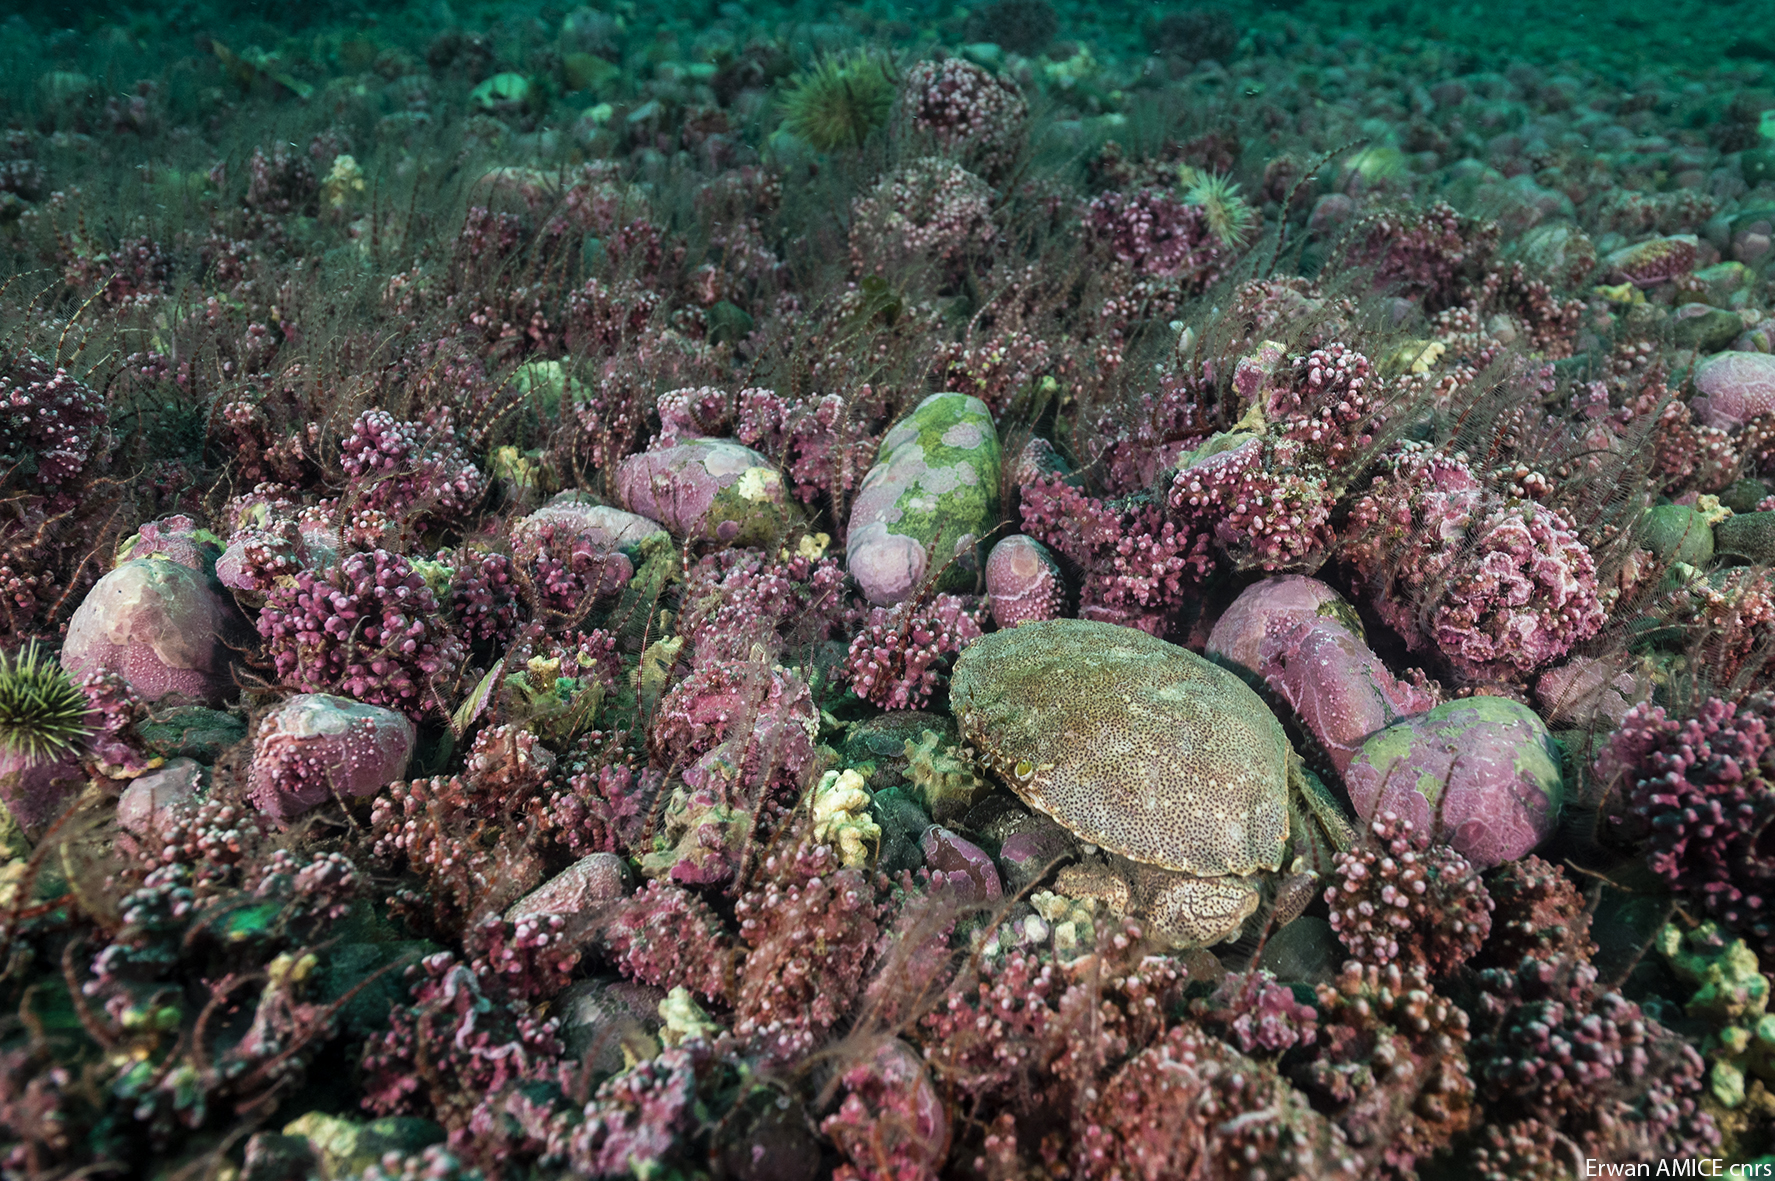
[0,641,95,763]
[779,51,895,152]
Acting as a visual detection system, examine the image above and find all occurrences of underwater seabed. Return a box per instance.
[3,0,1775,1177]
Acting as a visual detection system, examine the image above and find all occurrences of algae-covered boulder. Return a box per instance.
[1343,696,1563,869]
[615,438,801,546]
[1258,615,1435,775]
[984,534,1064,628]
[1206,575,1363,681]
[847,392,1001,605]
[62,559,249,706]
[1642,503,1716,566]
[247,693,416,820]
[1693,352,1775,431]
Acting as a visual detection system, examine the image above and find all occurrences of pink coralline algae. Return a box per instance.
[368,739,554,929]
[1296,962,1473,1177]
[76,667,155,777]
[444,549,519,649]
[929,326,1053,418]
[1471,955,1718,1163]
[735,387,879,506]
[649,661,819,791]
[823,1039,950,1181]
[1344,696,1564,870]
[1595,698,1775,956]
[1691,351,1775,431]
[1345,447,1605,681]
[915,924,1189,1138]
[848,157,997,277]
[897,58,1028,180]
[1324,813,1494,975]
[1076,1024,1352,1181]
[1475,855,1595,972]
[1341,201,1499,309]
[1084,188,1225,287]
[1193,968,1319,1055]
[983,534,1065,629]
[360,950,569,1139]
[1168,435,1337,572]
[1265,344,1388,473]
[62,558,248,706]
[257,549,467,720]
[677,547,848,668]
[0,351,108,495]
[601,879,737,1003]
[510,493,658,613]
[1167,343,1388,574]
[463,912,581,1003]
[1019,475,1211,635]
[339,409,487,523]
[0,744,84,838]
[247,693,416,820]
[1662,568,1775,689]
[215,518,335,599]
[843,592,984,710]
[554,1037,740,1180]
[733,842,886,1063]
[643,662,822,886]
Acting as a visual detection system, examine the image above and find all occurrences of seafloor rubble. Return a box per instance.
[4,0,1775,1177]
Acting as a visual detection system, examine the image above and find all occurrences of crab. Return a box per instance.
[949,617,1355,948]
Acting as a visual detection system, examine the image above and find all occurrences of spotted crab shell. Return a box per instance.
[950,618,1291,879]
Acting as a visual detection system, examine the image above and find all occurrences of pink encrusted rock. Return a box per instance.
[0,749,85,837]
[1258,616,1437,775]
[1343,696,1564,870]
[117,515,223,573]
[215,520,340,597]
[511,491,664,553]
[1604,234,1698,286]
[1730,209,1774,266]
[1535,655,1651,729]
[247,693,416,820]
[506,852,632,920]
[984,534,1065,628]
[116,757,204,840]
[921,824,1002,901]
[821,1039,949,1181]
[1206,575,1359,679]
[997,821,1076,894]
[615,438,801,546]
[510,493,650,610]
[62,559,249,706]
[1231,340,1289,406]
[1692,352,1775,431]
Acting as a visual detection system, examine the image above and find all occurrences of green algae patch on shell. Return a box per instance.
[1343,695,1563,870]
[950,618,1291,879]
[847,392,1001,605]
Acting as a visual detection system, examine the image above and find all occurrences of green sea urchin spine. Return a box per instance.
[779,52,895,153]
[0,641,95,762]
